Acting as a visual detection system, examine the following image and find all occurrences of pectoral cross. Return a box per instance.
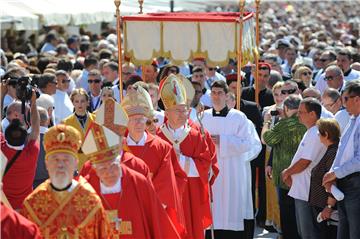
[113,216,122,231]
[107,210,122,231]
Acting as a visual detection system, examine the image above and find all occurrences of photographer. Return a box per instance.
[1,89,40,210]
[1,67,26,112]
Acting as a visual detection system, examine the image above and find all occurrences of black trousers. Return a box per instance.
[276,187,300,239]
[251,160,266,224]
[205,219,254,239]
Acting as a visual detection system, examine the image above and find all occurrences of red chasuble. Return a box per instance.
[86,164,181,239]
[80,151,151,180]
[156,123,212,239]
[1,203,42,239]
[188,119,219,186]
[126,133,186,236]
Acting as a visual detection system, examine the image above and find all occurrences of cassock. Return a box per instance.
[201,107,262,233]
[20,177,109,239]
[156,122,212,239]
[126,132,186,236]
[1,203,42,239]
[61,113,96,170]
[80,151,151,180]
[86,164,181,239]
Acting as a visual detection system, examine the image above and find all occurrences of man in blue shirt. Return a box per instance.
[323,80,360,239]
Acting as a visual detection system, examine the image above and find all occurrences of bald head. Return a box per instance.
[302,87,321,101]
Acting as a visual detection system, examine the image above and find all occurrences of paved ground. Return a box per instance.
[254,226,279,239]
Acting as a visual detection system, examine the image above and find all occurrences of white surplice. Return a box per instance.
[202,108,262,231]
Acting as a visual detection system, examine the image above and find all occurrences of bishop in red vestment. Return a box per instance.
[157,74,213,239]
[82,122,181,239]
[121,84,187,236]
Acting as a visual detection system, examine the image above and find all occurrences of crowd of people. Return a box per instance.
[1,1,360,239]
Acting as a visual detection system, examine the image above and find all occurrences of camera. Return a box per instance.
[15,76,39,102]
[270,110,280,116]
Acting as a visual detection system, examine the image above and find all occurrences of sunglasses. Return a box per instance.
[320,58,330,62]
[62,80,70,84]
[281,89,296,95]
[301,72,312,76]
[344,95,357,102]
[88,79,101,84]
[208,67,216,71]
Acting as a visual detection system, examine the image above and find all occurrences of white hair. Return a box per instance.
[36,94,54,110]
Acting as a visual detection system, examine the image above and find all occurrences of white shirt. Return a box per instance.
[335,109,351,135]
[288,126,327,201]
[53,90,74,124]
[321,106,334,119]
[200,89,212,108]
[3,94,14,109]
[126,132,147,146]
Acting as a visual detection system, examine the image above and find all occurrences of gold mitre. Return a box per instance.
[95,98,128,137]
[160,73,190,109]
[82,122,121,164]
[180,74,195,106]
[121,84,154,118]
[43,124,82,160]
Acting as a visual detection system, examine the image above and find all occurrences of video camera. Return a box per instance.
[15,76,40,102]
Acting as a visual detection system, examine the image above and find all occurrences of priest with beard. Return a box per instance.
[156,74,213,239]
[82,122,181,239]
[20,124,109,238]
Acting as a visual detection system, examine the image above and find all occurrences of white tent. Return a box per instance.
[1,0,227,30]
[1,1,39,30]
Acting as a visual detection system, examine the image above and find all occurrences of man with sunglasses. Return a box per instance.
[314,51,337,94]
[53,70,73,124]
[322,88,342,115]
[324,65,345,93]
[323,80,360,239]
[122,85,186,237]
[87,69,103,113]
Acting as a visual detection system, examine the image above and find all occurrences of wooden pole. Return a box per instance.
[114,0,124,101]
[255,0,261,106]
[237,0,246,110]
[138,0,144,14]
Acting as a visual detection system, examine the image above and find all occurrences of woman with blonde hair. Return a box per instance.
[293,66,313,88]
[61,88,96,170]
[262,80,285,232]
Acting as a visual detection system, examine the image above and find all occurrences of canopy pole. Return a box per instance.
[255,0,261,106]
[236,0,246,111]
[138,0,144,14]
[114,0,124,101]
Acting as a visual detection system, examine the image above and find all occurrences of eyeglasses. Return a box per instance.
[281,89,296,95]
[320,58,330,62]
[94,161,120,173]
[301,72,312,76]
[324,75,336,81]
[344,95,357,102]
[145,118,159,126]
[62,80,70,84]
[88,79,101,84]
